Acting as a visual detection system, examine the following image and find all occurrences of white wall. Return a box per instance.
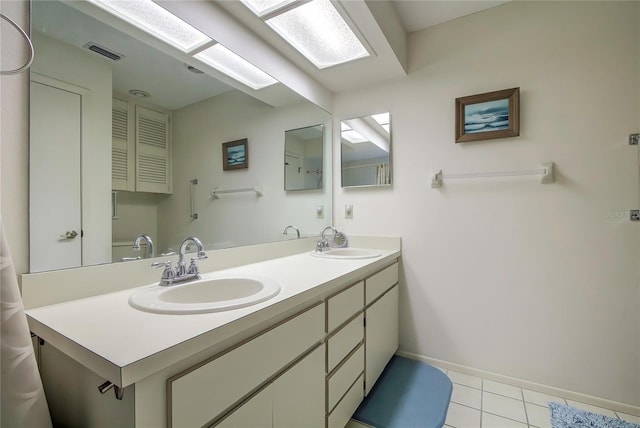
[334,1,640,406]
[31,32,112,266]
[158,90,332,252]
[0,0,29,275]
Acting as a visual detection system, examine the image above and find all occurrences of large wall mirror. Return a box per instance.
[29,0,332,273]
[284,125,324,191]
[340,112,392,187]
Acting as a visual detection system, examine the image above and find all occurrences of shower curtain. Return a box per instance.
[1,220,52,427]
[376,163,391,185]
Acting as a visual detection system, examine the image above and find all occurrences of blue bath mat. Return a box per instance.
[549,402,640,428]
[352,356,452,428]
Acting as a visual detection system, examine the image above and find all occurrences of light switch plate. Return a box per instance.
[345,204,353,219]
[316,205,324,219]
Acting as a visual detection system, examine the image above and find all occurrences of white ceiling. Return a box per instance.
[391,1,509,33]
[32,0,508,111]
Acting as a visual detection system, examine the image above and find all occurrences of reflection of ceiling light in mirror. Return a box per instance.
[87,0,211,52]
[342,117,390,152]
[195,44,278,90]
[342,130,368,144]
[243,0,369,69]
[371,112,390,126]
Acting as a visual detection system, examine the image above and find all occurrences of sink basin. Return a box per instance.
[310,248,381,259]
[129,274,281,314]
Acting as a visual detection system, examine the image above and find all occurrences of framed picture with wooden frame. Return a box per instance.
[455,87,520,143]
[222,138,248,171]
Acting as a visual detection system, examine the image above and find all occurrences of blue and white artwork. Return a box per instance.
[227,144,246,166]
[464,99,509,133]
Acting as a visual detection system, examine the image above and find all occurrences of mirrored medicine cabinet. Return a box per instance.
[340,112,392,188]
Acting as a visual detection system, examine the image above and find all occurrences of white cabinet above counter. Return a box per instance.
[24,236,400,427]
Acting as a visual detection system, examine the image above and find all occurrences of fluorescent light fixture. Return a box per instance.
[242,0,369,69]
[87,0,211,52]
[241,0,294,16]
[195,44,278,90]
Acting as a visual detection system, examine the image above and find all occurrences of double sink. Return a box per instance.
[129,248,380,315]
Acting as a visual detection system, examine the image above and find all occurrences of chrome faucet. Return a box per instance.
[177,236,207,277]
[315,226,348,252]
[152,236,207,286]
[316,226,337,252]
[133,234,155,258]
[282,225,301,239]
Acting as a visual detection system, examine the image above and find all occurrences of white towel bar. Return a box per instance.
[431,162,554,188]
[210,185,264,198]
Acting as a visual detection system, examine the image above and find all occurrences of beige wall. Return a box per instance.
[0,0,29,275]
[334,1,640,406]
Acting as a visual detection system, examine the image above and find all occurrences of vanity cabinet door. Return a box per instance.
[365,284,399,395]
[216,345,325,428]
[216,386,272,428]
[169,304,323,427]
[273,345,325,428]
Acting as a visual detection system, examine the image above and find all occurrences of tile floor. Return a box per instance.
[438,367,640,428]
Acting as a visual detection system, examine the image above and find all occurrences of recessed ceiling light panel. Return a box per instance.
[195,44,278,90]
[87,0,211,52]
[242,0,370,69]
[240,0,294,16]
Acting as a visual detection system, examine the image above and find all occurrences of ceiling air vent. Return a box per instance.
[83,42,125,61]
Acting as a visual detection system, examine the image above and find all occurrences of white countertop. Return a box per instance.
[26,248,400,387]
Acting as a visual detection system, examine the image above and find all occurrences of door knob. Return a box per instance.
[60,230,78,239]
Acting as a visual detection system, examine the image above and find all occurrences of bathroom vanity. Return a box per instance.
[24,237,400,427]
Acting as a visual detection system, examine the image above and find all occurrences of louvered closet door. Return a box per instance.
[112,98,134,191]
[135,105,172,194]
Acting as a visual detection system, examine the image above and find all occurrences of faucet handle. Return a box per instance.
[152,261,176,284]
[187,257,200,275]
[151,261,171,269]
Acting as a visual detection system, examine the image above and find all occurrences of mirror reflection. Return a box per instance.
[340,112,392,187]
[284,125,324,191]
[29,0,332,273]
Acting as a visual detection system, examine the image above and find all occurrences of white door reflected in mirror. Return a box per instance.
[340,112,392,188]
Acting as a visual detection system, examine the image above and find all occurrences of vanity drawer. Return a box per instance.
[327,281,364,333]
[169,304,324,428]
[327,373,364,428]
[327,344,364,413]
[365,263,398,305]
[327,313,363,373]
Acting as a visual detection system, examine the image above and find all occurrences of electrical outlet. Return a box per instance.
[345,204,353,219]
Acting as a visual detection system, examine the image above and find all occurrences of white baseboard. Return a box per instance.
[396,350,640,417]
